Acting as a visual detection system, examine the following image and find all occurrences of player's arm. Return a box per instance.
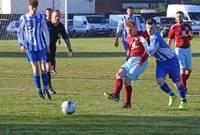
[41,15,50,53]
[140,34,159,56]
[17,16,26,51]
[114,17,123,47]
[188,25,193,40]
[60,24,73,58]
[135,16,142,32]
[167,27,175,47]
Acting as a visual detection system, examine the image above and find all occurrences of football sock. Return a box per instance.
[180,73,187,90]
[160,82,174,96]
[178,85,187,102]
[124,85,132,104]
[42,72,49,93]
[33,73,41,93]
[114,79,123,98]
[47,71,52,89]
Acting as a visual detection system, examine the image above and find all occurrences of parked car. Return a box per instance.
[153,16,176,38]
[73,15,112,37]
[0,19,10,38]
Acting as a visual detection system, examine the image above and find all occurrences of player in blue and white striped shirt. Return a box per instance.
[114,7,142,60]
[140,18,188,110]
[17,0,51,100]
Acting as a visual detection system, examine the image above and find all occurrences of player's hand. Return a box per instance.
[139,36,146,42]
[136,61,142,67]
[114,39,119,47]
[20,45,26,52]
[67,51,73,58]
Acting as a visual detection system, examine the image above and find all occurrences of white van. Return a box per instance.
[73,15,111,37]
[167,4,200,23]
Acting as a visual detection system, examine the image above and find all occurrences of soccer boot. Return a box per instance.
[104,92,119,102]
[38,92,45,100]
[45,91,52,100]
[122,103,131,109]
[49,88,56,95]
[178,101,188,110]
[168,94,177,107]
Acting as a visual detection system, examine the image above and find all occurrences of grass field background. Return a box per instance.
[0,38,200,135]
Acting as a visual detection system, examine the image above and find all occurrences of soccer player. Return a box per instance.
[49,10,73,74]
[44,8,56,95]
[114,6,142,61]
[17,0,51,100]
[104,20,149,109]
[140,18,187,109]
[168,11,192,93]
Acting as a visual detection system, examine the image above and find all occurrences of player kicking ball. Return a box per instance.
[140,19,187,109]
[104,20,149,109]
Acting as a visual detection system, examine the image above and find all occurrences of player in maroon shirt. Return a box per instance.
[104,20,149,109]
[168,11,193,93]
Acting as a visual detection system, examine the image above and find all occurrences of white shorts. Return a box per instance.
[121,57,148,81]
[175,47,192,70]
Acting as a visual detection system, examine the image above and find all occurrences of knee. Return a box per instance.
[156,78,165,86]
[124,77,131,86]
[115,68,125,79]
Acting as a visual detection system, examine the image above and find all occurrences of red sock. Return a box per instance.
[180,73,187,92]
[114,79,123,98]
[185,74,190,80]
[124,85,132,104]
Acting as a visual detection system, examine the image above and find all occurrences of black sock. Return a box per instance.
[47,71,52,89]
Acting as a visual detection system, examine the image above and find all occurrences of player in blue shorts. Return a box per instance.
[17,0,51,100]
[104,20,149,109]
[140,18,187,109]
[114,6,141,61]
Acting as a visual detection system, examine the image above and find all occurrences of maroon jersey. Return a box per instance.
[126,31,149,63]
[168,23,192,48]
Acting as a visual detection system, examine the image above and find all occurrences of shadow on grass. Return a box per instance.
[1,51,200,58]
[0,114,200,135]
[0,51,125,58]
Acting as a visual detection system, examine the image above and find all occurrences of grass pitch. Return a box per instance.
[0,38,200,135]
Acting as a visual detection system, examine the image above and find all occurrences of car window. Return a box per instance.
[86,17,107,23]
[161,18,176,25]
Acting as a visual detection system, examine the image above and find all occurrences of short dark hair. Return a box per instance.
[176,11,184,15]
[28,0,38,7]
[127,6,133,10]
[146,18,157,25]
[46,8,53,12]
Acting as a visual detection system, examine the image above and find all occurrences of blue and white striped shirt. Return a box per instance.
[116,15,141,41]
[142,32,176,62]
[17,13,50,51]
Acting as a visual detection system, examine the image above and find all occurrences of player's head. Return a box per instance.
[127,6,133,17]
[146,18,157,35]
[176,11,184,24]
[45,8,53,21]
[28,0,38,15]
[125,20,138,36]
[51,10,61,25]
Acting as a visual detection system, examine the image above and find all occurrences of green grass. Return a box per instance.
[0,38,200,135]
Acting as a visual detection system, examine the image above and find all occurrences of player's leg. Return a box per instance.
[122,77,132,109]
[26,51,44,99]
[104,68,125,102]
[51,49,56,73]
[39,50,51,100]
[169,58,187,109]
[46,53,56,94]
[184,48,192,93]
[122,40,129,61]
[156,62,176,106]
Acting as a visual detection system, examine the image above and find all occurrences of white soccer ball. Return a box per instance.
[61,100,76,115]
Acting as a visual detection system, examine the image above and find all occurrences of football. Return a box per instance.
[61,100,76,115]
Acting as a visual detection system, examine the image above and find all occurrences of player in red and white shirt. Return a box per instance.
[168,11,193,93]
[104,20,149,109]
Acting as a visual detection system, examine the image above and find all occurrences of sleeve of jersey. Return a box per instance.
[116,17,123,34]
[60,23,69,39]
[17,16,26,47]
[140,51,149,63]
[168,26,175,39]
[188,25,193,39]
[42,15,50,48]
[141,34,159,56]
